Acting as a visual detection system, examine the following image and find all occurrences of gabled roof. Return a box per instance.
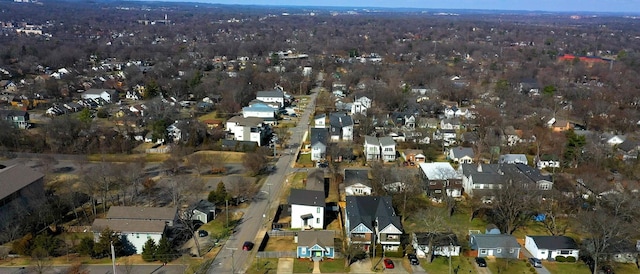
[364,135,379,146]
[226,116,264,127]
[0,109,28,118]
[92,219,167,234]
[256,90,285,98]
[106,206,177,221]
[419,162,460,180]
[345,196,402,233]
[450,147,474,159]
[242,104,276,112]
[84,88,117,95]
[499,154,528,164]
[329,113,353,128]
[310,128,329,147]
[306,168,325,192]
[528,236,578,250]
[298,230,334,247]
[379,136,395,147]
[618,139,640,153]
[0,163,44,201]
[471,234,520,249]
[344,169,370,188]
[414,232,459,246]
[289,189,325,207]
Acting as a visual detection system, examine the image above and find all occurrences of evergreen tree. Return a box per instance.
[93,228,123,258]
[155,237,174,264]
[207,181,229,205]
[77,237,95,256]
[141,238,157,262]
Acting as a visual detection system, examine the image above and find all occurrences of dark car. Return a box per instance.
[197,230,208,237]
[529,257,542,268]
[242,241,254,251]
[383,258,394,269]
[600,265,614,274]
[407,254,419,265]
[475,257,487,267]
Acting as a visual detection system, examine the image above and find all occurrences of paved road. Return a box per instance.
[207,89,319,274]
[0,264,186,274]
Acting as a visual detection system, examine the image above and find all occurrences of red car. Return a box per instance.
[242,241,254,251]
[383,258,394,269]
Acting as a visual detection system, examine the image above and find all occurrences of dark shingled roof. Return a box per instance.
[345,196,402,233]
[0,164,44,200]
[529,236,578,250]
[344,169,370,188]
[414,232,459,246]
[298,230,335,247]
[106,206,177,222]
[289,189,325,207]
[310,128,328,147]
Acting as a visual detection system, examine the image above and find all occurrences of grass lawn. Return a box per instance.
[296,153,313,167]
[293,258,314,273]
[199,211,244,241]
[87,153,169,163]
[263,236,296,251]
[403,203,488,239]
[488,258,530,274]
[197,111,221,121]
[320,258,348,272]
[246,258,278,274]
[543,261,592,274]
[421,256,477,274]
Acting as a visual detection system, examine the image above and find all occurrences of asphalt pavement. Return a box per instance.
[207,89,319,274]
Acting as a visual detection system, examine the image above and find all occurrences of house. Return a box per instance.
[583,239,640,263]
[448,147,474,164]
[91,219,166,254]
[242,103,277,125]
[459,163,504,201]
[499,154,528,165]
[419,117,439,129]
[351,96,372,115]
[412,232,461,258]
[519,78,541,95]
[82,89,118,103]
[0,109,30,129]
[470,234,521,259]
[329,113,354,141]
[433,129,457,146]
[402,149,426,164]
[189,199,216,223]
[306,169,326,193]
[440,118,461,130]
[503,126,521,146]
[602,133,626,146]
[551,119,573,132]
[0,163,45,232]
[313,114,326,128]
[524,236,579,261]
[225,116,270,146]
[461,132,479,144]
[419,162,463,198]
[344,168,372,196]
[296,230,335,260]
[289,189,325,230]
[256,89,286,108]
[363,135,396,162]
[91,206,178,254]
[535,155,561,170]
[344,196,403,251]
[310,128,329,161]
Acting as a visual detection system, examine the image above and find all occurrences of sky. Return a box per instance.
[167,0,640,13]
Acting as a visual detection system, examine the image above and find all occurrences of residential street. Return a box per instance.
[207,89,319,274]
[0,264,186,274]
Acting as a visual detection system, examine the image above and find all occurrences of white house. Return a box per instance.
[524,236,579,261]
[412,232,461,258]
[499,154,529,165]
[363,135,396,162]
[380,137,396,162]
[256,89,286,108]
[225,116,270,146]
[82,89,118,103]
[329,113,354,141]
[448,147,474,164]
[310,128,329,161]
[351,96,372,115]
[242,103,277,124]
[289,189,325,229]
[535,155,561,170]
[344,169,371,196]
[314,114,326,128]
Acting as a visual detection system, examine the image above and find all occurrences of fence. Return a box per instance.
[267,230,341,237]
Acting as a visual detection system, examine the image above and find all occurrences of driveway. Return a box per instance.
[473,258,492,274]
[521,248,552,274]
[410,264,428,273]
[350,258,374,273]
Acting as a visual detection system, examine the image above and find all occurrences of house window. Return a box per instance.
[480,249,487,254]
[510,248,515,253]
[560,250,571,255]
[540,184,551,190]
[434,190,442,193]
[497,248,502,253]
[317,208,321,213]
[429,182,436,185]
[316,218,320,224]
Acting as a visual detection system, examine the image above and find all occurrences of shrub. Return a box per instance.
[555,256,566,262]
[530,267,536,272]
[385,251,404,258]
[526,262,531,267]
[566,256,577,263]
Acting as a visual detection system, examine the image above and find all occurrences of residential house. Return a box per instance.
[419,117,439,129]
[519,78,541,95]
[297,230,335,260]
[433,129,457,146]
[344,196,403,251]
[351,96,372,115]
[289,189,325,230]
[306,169,326,193]
[313,114,326,128]
[535,155,561,170]
[470,234,521,259]
[310,128,329,161]
[412,232,461,258]
[248,99,280,110]
[166,120,190,143]
[550,119,573,132]
[92,206,178,254]
[82,89,118,103]
[225,116,270,146]
[402,149,426,164]
[499,154,528,165]
[602,133,626,146]
[189,199,216,223]
[448,147,474,164]
[419,162,463,199]
[256,89,286,108]
[524,236,579,261]
[363,135,396,162]
[460,163,553,200]
[461,132,479,145]
[440,118,461,130]
[0,109,30,129]
[242,103,277,125]
[0,163,45,231]
[503,126,521,146]
[583,239,640,263]
[344,168,372,196]
[329,113,354,141]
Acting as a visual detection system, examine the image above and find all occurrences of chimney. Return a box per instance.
[477,163,482,172]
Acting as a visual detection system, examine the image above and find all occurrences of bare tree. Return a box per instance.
[412,208,451,263]
[489,177,536,235]
[30,247,52,274]
[243,152,267,176]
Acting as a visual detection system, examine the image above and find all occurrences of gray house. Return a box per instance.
[0,109,30,129]
[190,199,217,223]
[499,154,528,165]
[310,128,329,161]
[470,234,521,259]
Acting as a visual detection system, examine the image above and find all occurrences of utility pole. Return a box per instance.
[226,199,229,229]
[227,247,238,273]
[111,241,117,274]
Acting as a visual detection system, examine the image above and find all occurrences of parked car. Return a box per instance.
[529,257,542,268]
[198,230,208,237]
[242,241,254,251]
[599,265,614,274]
[383,258,394,269]
[407,254,419,265]
[475,257,487,267]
